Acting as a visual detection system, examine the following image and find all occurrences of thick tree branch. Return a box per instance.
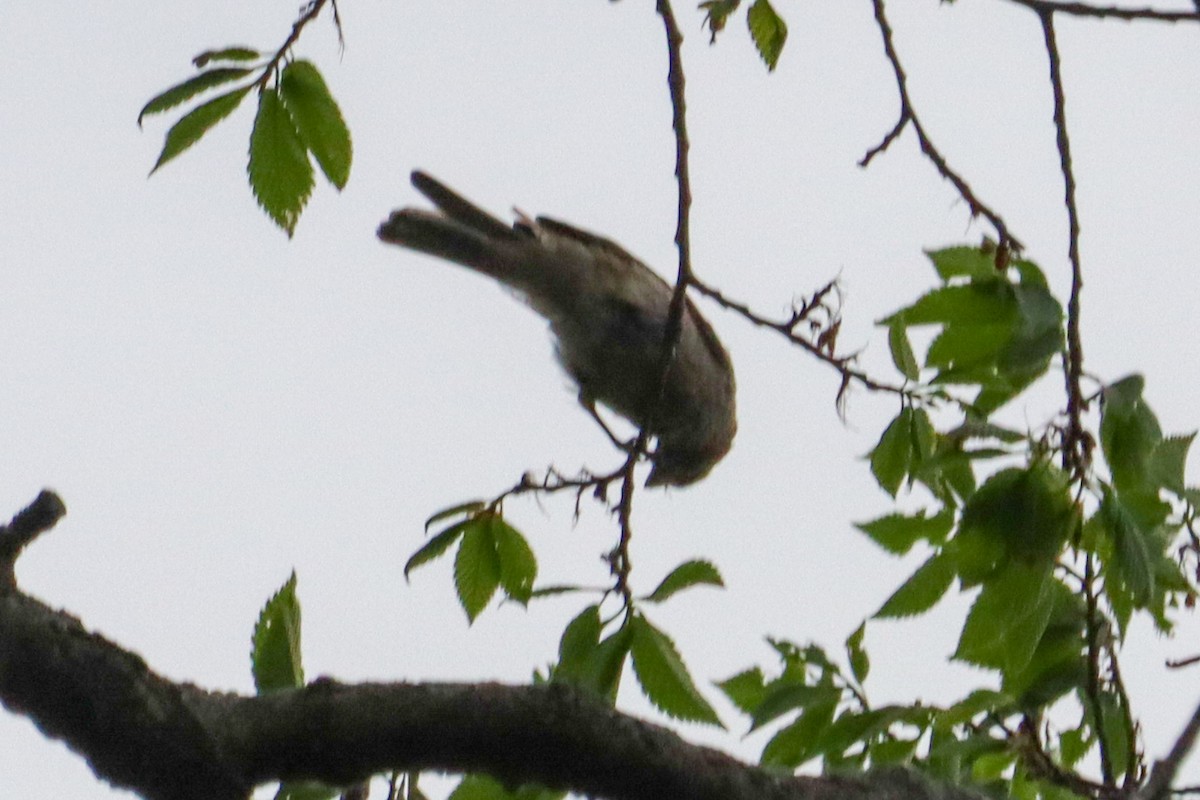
[0,493,1000,800]
[1,571,993,800]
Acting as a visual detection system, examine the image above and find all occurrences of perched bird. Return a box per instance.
[377,171,736,487]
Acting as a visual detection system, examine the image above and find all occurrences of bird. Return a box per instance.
[377,171,736,487]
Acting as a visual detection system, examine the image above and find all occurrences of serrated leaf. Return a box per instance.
[404,520,469,578]
[874,552,955,619]
[933,689,1012,731]
[887,320,920,380]
[1098,692,1131,779]
[139,68,253,125]
[926,246,998,281]
[958,464,1074,565]
[279,60,352,189]
[454,517,501,623]
[716,667,766,715]
[252,571,304,694]
[846,623,869,683]
[887,283,1017,327]
[150,85,251,173]
[953,562,1055,674]
[870,408,914,496]
[1100,374,1163,493]
[750,682,838,731]
[1099,486,1155,606]
[491,515,536,604]
[1149,434,1195,495]
[193,47,261,68]
[629,615,721,725]
[746,0,787,71]
[642,559,724,603]
[554,609,631,703]
[248,88,314,236]
[856,509,955,555]
[926,322,1013,371]
[761,693,837,768]
[425,500,487,531]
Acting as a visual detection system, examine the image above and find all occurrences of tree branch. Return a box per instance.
[0,562,995,800]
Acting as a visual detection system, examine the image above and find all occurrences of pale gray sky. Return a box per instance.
[4,2,1200,798]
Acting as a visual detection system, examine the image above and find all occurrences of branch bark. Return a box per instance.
[0,495,989,800]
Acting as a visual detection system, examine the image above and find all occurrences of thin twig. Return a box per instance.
[690,277,913,400]
[256,0,333,90]
[1144,701,1200,800]
[1038,9,1090,480]
[862,0,1024,255]
[1002,0,1200,23]
[1083,554,1116,786]
[0,490,67,591]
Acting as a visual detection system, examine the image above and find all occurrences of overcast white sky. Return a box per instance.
[4,2,1200,798]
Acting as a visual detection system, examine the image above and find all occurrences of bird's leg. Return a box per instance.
[578,392,637,454]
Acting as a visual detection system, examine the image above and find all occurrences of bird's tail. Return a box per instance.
[377,171,524,281]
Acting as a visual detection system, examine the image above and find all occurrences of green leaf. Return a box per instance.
[150,85,251,173]
[716,668,766,715]
[1099,486,1156,606]
[279,60,352,189]
[1002,582,1086,710]
[926,322,1013,371]
[958,463,1074,566]
[846,623,869,683]
[248,88,314,236]
[629,615,721,725]
[954,562,1055,674]
[1100,374,1163,493]
[887,320,920,380]
[139,68,253,125]
[425,500,487,531]
[193,47,261,68]
[874,552,955,619]
[404,521,469,578]
[856,509,954,555]
[933,689,1012,731]
[750,681,839,731]
[642,559,724,603]
[870,408,914,496]
[1098,692,1131,779]
[887,283,1017,327]
[699,0,741,42]
[454,517,501,623]
[1149,434,1195,495]
[553,606,629,701]
[490,515,536,604]
[926,246,999,281]
[761,692,838,768]
[252,571,304,694]
[746,0,787,71]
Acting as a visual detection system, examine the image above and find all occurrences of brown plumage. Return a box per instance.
[377,171,736,487]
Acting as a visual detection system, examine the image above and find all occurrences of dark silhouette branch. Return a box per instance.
[0,493,1009,800]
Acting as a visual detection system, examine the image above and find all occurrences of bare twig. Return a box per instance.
[256,0,336,90]
[862,0,1024,255]
[690,277,914,401]
[1083,554,1116,786]
[1038,9,1090,480]
[0,490,67,591]
[1002,0,1200,23]
[1144,701,1200,800]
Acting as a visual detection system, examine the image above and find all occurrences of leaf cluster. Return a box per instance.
[142,49,351,236]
